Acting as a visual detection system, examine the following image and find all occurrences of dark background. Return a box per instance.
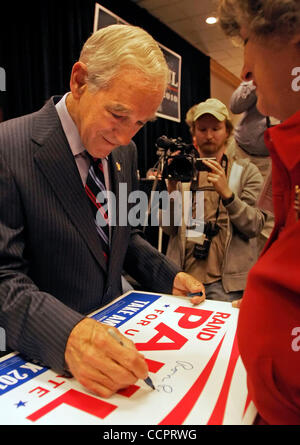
[0,0,210,177]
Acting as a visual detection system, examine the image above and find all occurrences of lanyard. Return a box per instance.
[191,154,228,226]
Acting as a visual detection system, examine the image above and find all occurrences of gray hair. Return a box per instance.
[79,24,169,92]
[218,0,300,40]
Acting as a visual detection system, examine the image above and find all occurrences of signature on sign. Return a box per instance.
[156,360,194,393]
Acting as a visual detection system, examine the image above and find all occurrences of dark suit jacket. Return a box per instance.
[0,97,180,371]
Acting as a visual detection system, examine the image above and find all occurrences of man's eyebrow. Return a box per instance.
[107,103,158,124]
[107,103,131,114]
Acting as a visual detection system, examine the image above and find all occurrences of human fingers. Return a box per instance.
[188,293,206,305]
[74,352,139,398]
[232,298,242,308]
[202,159,223,173]
[207,173,221,183]
[65,319,148,393]
[101,325,149,380]
[172,272,206,304]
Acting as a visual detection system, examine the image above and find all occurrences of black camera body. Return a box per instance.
[195,158,217,172]
[193,221,220,260]
[156,136,196,182]
[156,135,216,182]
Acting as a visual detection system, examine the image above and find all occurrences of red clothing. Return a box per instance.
[238,110,300,425]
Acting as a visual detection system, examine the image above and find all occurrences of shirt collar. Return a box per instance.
[55,93,86,158]
[55,93,109,161]
[265,109,300,171]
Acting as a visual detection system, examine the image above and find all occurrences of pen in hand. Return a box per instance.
[107,328,155,390]
[187,291,203,297]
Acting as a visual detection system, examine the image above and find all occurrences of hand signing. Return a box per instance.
[65,318,148,398]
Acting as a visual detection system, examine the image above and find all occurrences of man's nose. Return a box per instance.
[206,129,214,139]
[114,126,136,147]
[241,64,253,82]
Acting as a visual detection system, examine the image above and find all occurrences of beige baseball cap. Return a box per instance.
[193,98,229,122]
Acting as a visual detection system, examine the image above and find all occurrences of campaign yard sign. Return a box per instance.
[0,291,256,425]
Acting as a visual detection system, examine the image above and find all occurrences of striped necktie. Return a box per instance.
[85,156,109,262]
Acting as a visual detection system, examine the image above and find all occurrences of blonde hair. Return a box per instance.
[185,104,198,133]
[79,24,169,92]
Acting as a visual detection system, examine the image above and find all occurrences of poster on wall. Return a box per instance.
[0,291,256,425]
[93,3,182,122]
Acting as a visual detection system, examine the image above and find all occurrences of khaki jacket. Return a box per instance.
[161,156,266,292]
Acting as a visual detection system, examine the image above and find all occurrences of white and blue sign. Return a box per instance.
[0,355,46,396]
[92,292,160,327]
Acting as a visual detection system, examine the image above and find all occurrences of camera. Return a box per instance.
[193,221,220,260]
[156,135,196,182]
[156,135,216,182]
[195,158,217,172]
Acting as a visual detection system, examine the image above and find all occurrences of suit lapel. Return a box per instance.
[109,149,123,241]
[108,148,129,272]
[32,99,107,273]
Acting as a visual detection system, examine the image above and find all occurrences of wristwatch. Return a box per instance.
[222,193,235,206]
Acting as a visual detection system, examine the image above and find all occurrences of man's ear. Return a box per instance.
[69,62,88,99]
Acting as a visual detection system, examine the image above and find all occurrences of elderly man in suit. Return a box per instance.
[0,25,205,398]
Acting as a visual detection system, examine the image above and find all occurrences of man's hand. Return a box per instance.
[65,318,148,398]
[202,159,233,200]
[172,272,206,305]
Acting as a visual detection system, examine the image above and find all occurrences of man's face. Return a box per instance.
[194,114,229,157]
[240,27,300,121]
[71,67,165,159]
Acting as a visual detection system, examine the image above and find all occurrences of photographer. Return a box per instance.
[161,98,267,302]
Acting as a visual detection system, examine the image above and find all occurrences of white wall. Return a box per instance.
[210,59,242,126]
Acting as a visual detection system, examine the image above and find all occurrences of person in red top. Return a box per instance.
[218,0,300,425]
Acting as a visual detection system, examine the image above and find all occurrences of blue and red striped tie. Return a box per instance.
[85,156,109,262]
